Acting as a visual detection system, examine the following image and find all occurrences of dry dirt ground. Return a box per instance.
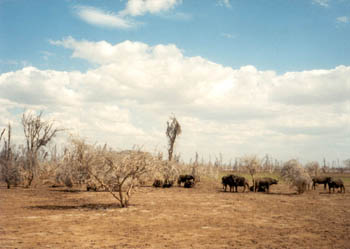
[0,178,349,249]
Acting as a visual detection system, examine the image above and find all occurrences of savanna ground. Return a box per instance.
[1,173,349,249]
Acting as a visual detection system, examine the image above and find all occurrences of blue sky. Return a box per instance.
[0,0,349,165]
[1,0,350,73]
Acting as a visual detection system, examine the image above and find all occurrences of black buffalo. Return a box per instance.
[232,176,249,192]
[222,175,249,192]
[178,175,195,186]
[153,179,163,188]
[162,179,174,188]
[184,179,195,188]
[222,175,236,192]
[328,178,345,193]
[254,177,278,193]
[312,176,332,190]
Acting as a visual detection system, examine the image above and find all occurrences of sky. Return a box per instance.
[0,0,349,165]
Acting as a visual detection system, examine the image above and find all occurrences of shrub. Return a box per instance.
[281,159,312,194]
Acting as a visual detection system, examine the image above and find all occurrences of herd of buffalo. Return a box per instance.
[152,174,345,194]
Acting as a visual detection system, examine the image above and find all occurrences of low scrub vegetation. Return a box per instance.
[1,111,350,208]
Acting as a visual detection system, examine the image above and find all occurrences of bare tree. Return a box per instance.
[21,111,62,187]
[305,161,320,176]
[166,116,181,161]
[62,139,158,208]
[241,155,261,187]
[0,124,20,188]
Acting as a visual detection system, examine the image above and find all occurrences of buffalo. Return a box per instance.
[152,179,163,188]
[162,179,174,188]
[178,175,195,186]
[232,176,250,192]
[222,175,249,192]
[222,175,236,192]
[328,178,345,193]
[184,179,195,188]
[254,177,278,193]
[312,176,332,190]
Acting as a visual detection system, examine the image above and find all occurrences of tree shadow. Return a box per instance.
[28,203,123,210]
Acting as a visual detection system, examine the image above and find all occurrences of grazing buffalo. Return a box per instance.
[328,178,345,193]
[312,176,332,190]
[254,177,278,193]
[162,179,174,188]
[222,175,236,192]
[178,175,195,186]
[222,175,249,192]
[232,176,250,192]
[153,179,163,188]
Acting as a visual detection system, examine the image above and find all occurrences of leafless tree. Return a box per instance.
[305,161,320,176]
[62,138,158,208]
[21,111,62,187]
[241,155,261,187]
[166,116,181,161]
[0,124,20,188]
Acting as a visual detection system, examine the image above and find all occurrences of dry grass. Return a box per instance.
[1,176,349,249]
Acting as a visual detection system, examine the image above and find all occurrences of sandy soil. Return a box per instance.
[0,179,349,249]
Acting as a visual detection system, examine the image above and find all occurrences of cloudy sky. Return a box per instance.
[0,0,349,165]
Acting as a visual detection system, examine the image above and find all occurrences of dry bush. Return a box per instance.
[281,159,312,194]
[60,138,159,207]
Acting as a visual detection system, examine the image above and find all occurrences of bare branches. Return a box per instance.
[305,161,320,177]
[166,116,181,161]
[22,111,63,154]
[62,138,157,207]
[241,155,261,186]
[0,128,5,142]
[0,124,20,188]
[21,111,63,187]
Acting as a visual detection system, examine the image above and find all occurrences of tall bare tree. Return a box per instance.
[166,116,181,161]
[21,111,62,187]
[0,124,20,188]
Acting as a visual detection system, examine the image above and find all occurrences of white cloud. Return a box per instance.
[1,38,350,163]
[217,0,231,8]
[336,16,349,23]
[75,6,134,29]
[120,0,182,16]
[74,1,183,29]
[312,0,330,7]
